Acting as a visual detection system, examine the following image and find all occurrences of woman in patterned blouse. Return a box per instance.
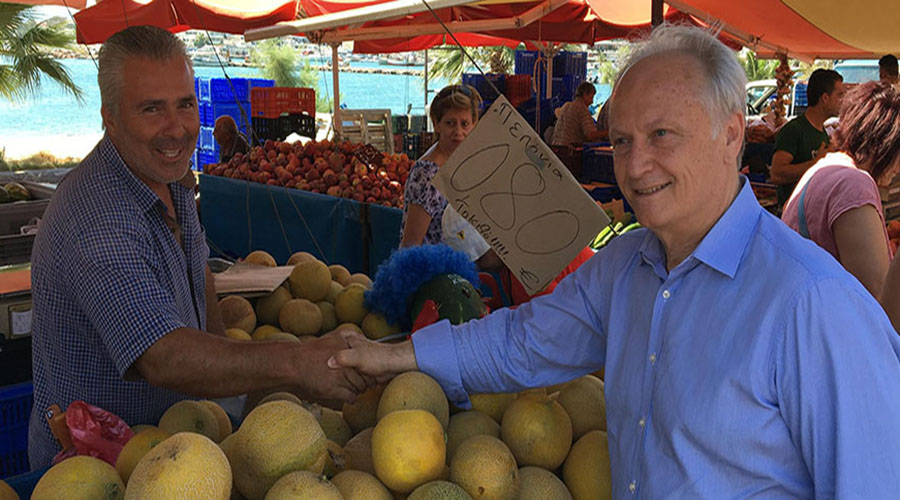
[399,85,482,247]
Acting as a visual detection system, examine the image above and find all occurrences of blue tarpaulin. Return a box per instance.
[199,175,402,275]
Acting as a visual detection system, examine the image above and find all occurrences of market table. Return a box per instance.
[199,174,402,275]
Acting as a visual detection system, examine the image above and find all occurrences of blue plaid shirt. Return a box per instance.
[29,136,209,468]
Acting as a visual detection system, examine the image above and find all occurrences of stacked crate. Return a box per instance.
[250,87,317,142]
[194,77,274,168]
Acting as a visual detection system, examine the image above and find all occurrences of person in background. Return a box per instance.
[213,114,250,163]
[769,69,845,208]
[782,81,900,298]
[28,26,367,468]
[879,54,899,86]
[399,84,481,247]
[550,82,605,146]
[330,24,900,497]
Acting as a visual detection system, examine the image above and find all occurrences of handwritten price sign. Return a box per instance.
[432,96,609,295]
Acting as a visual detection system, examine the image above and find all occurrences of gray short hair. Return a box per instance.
[614,24,746,133]
[98,26,193,114]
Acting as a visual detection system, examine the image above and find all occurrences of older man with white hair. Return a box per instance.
[330,24,900,497]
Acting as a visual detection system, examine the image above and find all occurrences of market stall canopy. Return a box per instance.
[668,0,900,60]
[245,0,691,52]
[74,0,299,44]
[5,0,87,9]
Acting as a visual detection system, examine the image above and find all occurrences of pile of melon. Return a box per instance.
[218,250,401,343]
[6,369,610,500]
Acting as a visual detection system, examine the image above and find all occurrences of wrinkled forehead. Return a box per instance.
[608,54,707,124]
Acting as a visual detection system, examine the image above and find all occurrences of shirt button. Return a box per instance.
[650,353,657,364]
[639,417,646,428]
[629,481,636,493]
[662,289,671,299]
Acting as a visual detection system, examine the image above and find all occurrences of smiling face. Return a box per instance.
[609,53,743,250]
[435,107,477,153]
[102,56,199,191]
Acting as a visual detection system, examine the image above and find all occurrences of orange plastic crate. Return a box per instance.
[251,87,316,119]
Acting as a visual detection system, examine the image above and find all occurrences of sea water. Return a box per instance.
[0,58,610,158]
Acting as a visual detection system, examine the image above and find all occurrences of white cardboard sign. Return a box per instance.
[432,96,609,294]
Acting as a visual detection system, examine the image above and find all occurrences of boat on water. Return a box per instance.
[379,53,421,66]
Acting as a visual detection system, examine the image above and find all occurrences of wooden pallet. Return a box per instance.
[336,109,394,154]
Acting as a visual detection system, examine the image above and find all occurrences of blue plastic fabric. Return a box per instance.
[199,175,402,275]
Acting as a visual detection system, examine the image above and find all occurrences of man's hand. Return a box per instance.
[289,330,376,404]
[327,328,418,383]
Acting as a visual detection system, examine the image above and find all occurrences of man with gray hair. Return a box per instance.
[29,25,368,468]
[330,24,900,497]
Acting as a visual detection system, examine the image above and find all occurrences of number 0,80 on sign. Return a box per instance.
[432,96,609,295]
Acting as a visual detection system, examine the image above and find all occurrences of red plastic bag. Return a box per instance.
[51,401,134,466]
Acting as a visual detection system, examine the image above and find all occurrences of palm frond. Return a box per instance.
[0,65,23,100]
[0,3,30,43]
[0,4,82,101]
[33,57,83,101]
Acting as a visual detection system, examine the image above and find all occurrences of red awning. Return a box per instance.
[668,0,898,59]
[74,0,298,44]
[291,0,693,53]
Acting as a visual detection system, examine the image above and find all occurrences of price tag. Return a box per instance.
[432,96,609,294]
[11,304,32,337]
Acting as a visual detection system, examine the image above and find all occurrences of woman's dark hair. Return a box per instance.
[834,80,900,182]
[430,84,482,126]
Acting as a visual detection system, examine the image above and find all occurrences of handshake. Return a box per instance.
[297,327,418,405]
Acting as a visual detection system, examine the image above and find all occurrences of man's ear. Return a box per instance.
[101,106,116,136]
[724,112,744,148]
[723,112,745,163]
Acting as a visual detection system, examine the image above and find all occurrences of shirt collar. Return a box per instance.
[690,177,760,278]
[100,134,193,216]
[638,177,761,279]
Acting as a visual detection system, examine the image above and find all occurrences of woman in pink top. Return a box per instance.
[782,81,900,298]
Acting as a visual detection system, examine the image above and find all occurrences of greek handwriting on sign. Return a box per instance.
[432,95,608,295]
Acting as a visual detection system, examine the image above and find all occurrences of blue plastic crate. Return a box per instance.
[552,74,583,102]
[199,126,215,151]
[198,102,210,126]
[208,101,252,132]
[193,77,201,99]
[515,50,542,75]
[581,147,616,184]
[794,81,808,108]
[249,78,275,90]
[198,78,210,102]
[198,149,219,169]
[462,73,505,101]
[553,51,587,78]
[0,382,34,479]
[209,77,250,102]
[516,96,559,134]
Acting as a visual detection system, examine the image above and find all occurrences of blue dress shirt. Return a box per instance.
[413,177,900,498]
[28,136,208,468]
